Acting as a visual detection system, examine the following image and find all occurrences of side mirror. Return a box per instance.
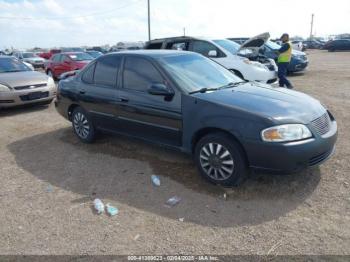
[148,83,174,97]
[208,50,217,57]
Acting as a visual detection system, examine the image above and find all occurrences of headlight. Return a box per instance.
[0,83,11,92]
[261,124,312,142]
[47,76,55,87]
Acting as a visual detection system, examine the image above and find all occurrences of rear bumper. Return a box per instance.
[0,86,57,108]
[242,120,337,174]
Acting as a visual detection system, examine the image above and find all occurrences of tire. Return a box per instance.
[194,132,248,187]
[72,107,95,143]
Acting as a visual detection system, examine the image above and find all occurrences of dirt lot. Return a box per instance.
[0,50,349,256]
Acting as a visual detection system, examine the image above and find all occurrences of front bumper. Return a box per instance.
[289,60,309,72]
[0,85,57,108]
[26,61,45,68]
[242,120,338,173]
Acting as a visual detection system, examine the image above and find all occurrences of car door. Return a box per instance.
[77,55,121,130]
[55,54,70,77]
[116,56,182,147]
[189,40,225,62]
[50,54,61,77]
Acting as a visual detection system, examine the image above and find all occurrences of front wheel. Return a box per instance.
[194,133,248,187]
[72,107,95,143]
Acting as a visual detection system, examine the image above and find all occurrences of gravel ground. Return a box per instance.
[0,50,349,256]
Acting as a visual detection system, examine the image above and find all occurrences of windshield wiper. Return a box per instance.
[218,81,247,90]
[3,70,24,73]
[189,87,220,94]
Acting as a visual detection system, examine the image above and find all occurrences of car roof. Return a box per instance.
[105,50,192,58]
[60,52,87,55]
[147,36,215,43]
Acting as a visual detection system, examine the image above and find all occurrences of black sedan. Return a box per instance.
[55,50,337,186]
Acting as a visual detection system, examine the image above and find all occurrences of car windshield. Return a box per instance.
[266,40,281,50]
[62,47,85,52]
[22,52,37,58]
[158,53,242,93]
[68,53,93,61]
[0,57,30,73]
[213,39,240,55]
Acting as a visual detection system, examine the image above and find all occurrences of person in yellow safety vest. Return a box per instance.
[277,33,293,89]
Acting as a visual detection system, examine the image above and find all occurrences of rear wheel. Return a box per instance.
[194,132,248,186]
[72,107,95,143]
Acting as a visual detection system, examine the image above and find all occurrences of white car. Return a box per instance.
[291,41,305,51]
[145,36,277,84]
[13,51,46,69]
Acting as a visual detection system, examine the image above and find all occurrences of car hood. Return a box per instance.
[23,57,45,62]
[73,60,91,69]
[0,71,49,88]
[193,82,326,124]
[238,32,270,52]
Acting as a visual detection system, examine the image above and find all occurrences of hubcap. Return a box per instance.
[73,112,90,139]
[199,143,234,180]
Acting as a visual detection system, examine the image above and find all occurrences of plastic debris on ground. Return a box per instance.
[134,234,140,241]
[46,185,53,193]
[106,203,119,216]
[93,198,105,214]
[151,175,161,186]
[179,218,184,222]
[165,196,181,208]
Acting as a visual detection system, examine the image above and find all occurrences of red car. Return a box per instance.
[39,49,61,60]
[45,52,93,79]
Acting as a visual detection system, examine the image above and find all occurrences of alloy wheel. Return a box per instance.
[199,142,235,180]
[73,112,90,139]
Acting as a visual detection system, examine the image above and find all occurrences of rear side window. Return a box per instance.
[93,56,121,87]
[123,57,163,92]
[146,42,163,49]
[82,63,96,84]
[52,55,61,62]
[166,42,189,50]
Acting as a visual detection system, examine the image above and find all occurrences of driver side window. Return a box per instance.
[123,57,164,92]
[192,41,223,58]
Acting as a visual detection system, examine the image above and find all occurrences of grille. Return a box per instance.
[14,83,47,91]
[310,113,331,136]
[19,91,49,101]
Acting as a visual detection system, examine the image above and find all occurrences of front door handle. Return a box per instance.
[79,89,86,94]
[118,97,129,102]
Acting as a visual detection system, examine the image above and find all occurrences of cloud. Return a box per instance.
[0,0,349,49]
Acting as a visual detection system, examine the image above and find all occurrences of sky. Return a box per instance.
[0,0,349,49]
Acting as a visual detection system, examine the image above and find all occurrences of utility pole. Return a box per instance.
[183,28,186,36]
[147,0,151,41]
[310,13,314,40]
